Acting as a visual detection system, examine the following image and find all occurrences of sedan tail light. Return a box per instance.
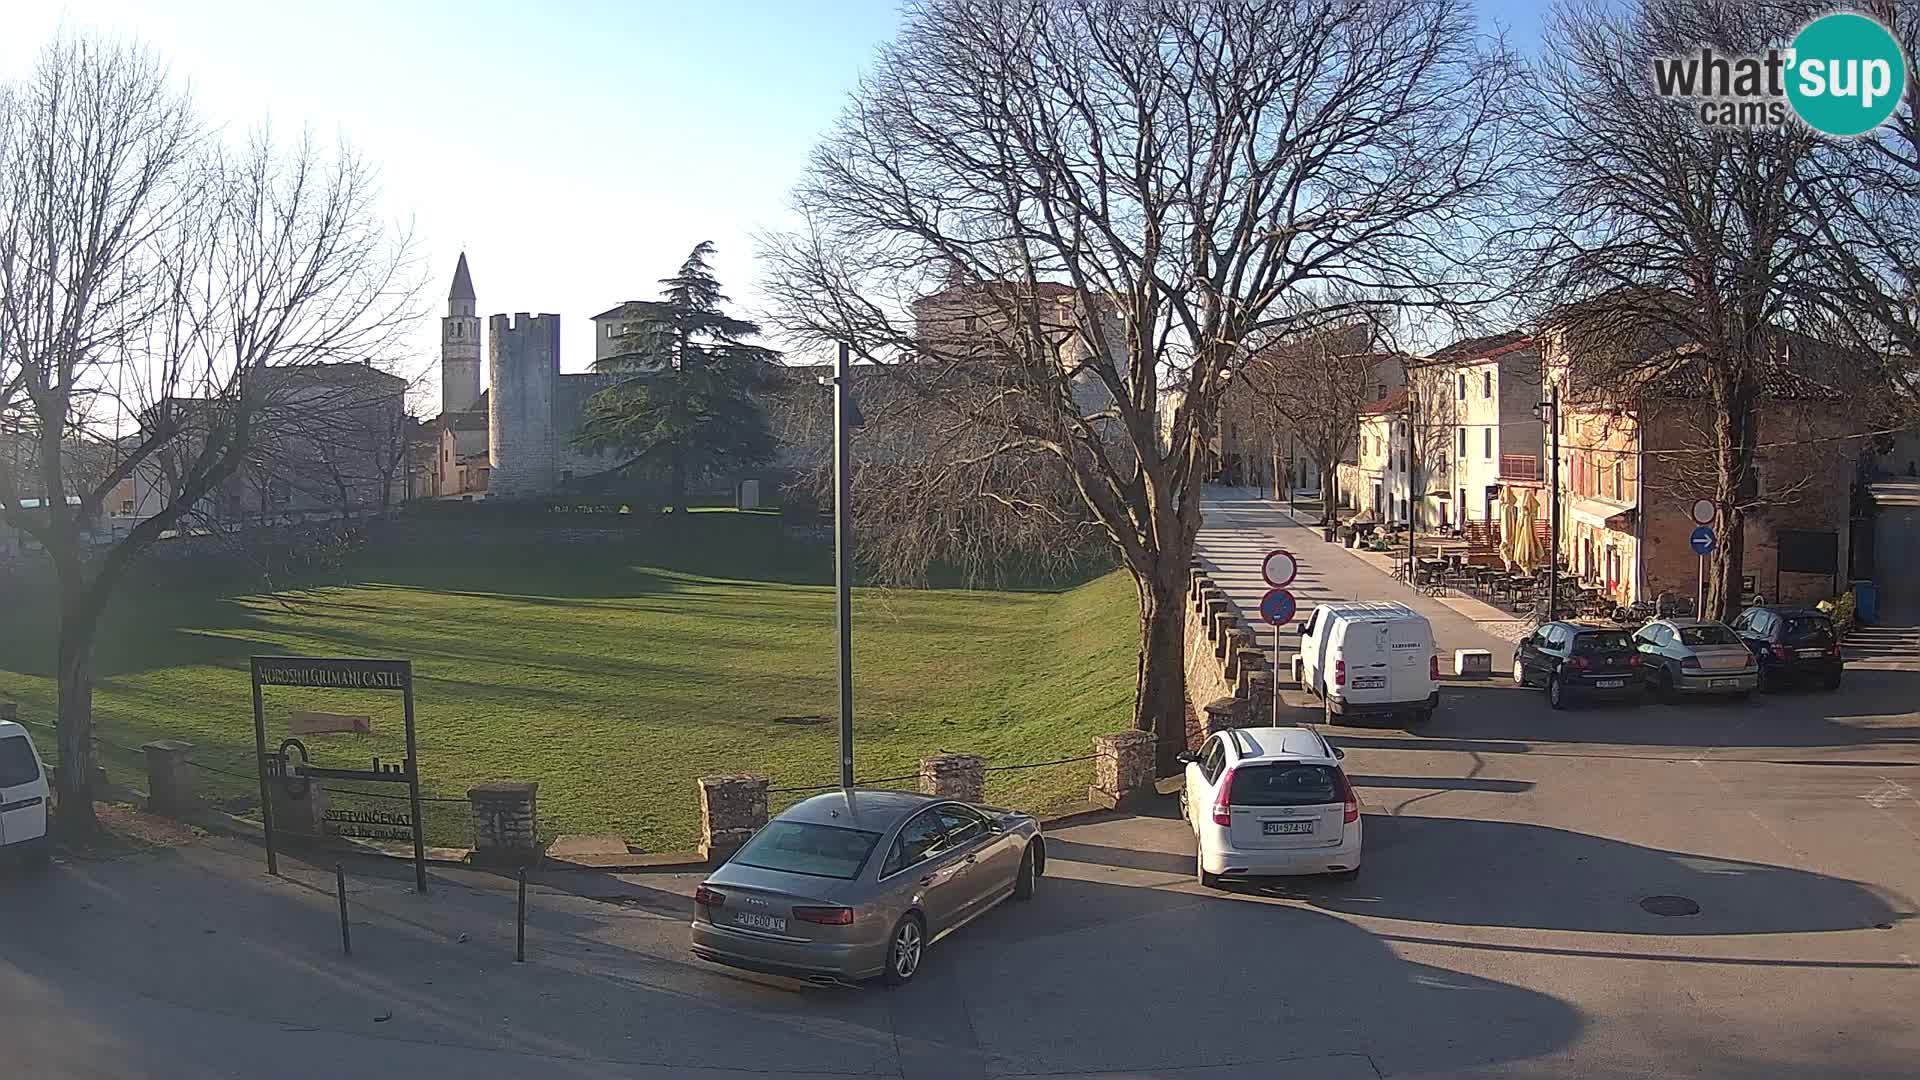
[1429,654,1440,680]
[1211,766,1236,826]
[1770,643,1793,661]
[1680,655,1700,670]
[694,885,726,909]
[1341,772,1359,824]
[1334,660,1346,687]
[1567,655,1589,671]
[1827,645,1842,658]
[792,905,854,926]
[1628,654,1642,668]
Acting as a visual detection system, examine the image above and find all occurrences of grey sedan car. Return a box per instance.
[690,789,1044,986]
[1633,618,1759,699]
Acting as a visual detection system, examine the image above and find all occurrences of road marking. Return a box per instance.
[1862,777,1917,811]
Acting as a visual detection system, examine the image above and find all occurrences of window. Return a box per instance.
[1199,736,1227,783]
[1482,428,1492,459]
[1457,373,1467,400]
[0,735,40,787]
[1457,428,1467,456]
[1572,630,1635,655]
[1228,763,1346,807]
[730,821,882,881]
[1377,383,1388,400]
[1610,464,1623,502]
[119,498,134,515]
[1781,616,1835,645]
[605,324,618,339]
[1482,370,1493,399]
[883,810,950,877]
[936,804,988,846]
[1678,624,1740,647]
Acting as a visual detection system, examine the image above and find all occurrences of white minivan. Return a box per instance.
[1299,601,1439,724]
[0,718,51,867]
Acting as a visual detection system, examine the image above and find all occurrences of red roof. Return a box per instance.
[1426,331,1532,365]
[1361,389,1408,415]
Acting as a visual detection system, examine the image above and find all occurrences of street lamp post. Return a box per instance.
[833,341,856,792]
[1535,386,1562,622]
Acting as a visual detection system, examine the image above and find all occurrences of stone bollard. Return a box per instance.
[1213,612,1241,660]
[141,740,196,818]
[1204,598,1233,643]
[1196,582,1220,615]
[1224,625,1255,677]
[1089,730,1157,810]
[919,754,986,802]
[1245,670,1275,724]
[698,773,769,865]
[1202,697,1242,736]
[469,781,541,865]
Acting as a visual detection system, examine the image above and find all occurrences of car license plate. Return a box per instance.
[1263,820,1314,835]
[1595,679,1625,689]
[731,912,787,933]
[1710,678,1737,688]
[1353,675,1386,689]
[1798,649,1825,658]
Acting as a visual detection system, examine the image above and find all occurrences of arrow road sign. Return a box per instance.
[1260,588,1298,626]
[1690,525,1716,555]
[1262,549,1299,588]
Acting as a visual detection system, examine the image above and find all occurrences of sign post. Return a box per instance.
[1259,585,1299,727]
[1690,525,1716,616]
[251,656,426,894]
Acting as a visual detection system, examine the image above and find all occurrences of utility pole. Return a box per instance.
[834,341,855,792]
[1289,431,1297,517]
[1546,385,1561,622]
[1405,395,1417,581]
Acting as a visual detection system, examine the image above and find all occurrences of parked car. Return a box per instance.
[1512,622,1645,708]
[690,789,1043,987]
[1,718,51,867]
[1632,618,1759,700]
[1731,605,1844,691]
[1178,725,1361,886]
[1298,601,1439,724]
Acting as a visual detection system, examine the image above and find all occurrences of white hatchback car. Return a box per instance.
[1,717,51,867]
[1179,726,1361,887]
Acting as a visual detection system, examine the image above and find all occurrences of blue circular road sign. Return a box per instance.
[1690,526,1716,555]
[1260,588,1297,625]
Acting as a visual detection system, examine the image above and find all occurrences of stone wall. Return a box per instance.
[1182,566,1275,750]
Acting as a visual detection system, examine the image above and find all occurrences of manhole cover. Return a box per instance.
[1640,895,1701,917]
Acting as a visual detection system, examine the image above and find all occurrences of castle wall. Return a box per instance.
[488,313,560,498]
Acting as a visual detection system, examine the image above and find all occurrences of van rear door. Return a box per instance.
[0,734,49,847]
[1342,620,1392,703]
[1387,620,1433,702]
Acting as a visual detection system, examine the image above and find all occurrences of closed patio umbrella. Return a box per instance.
[1516,487,1541,570]
[1498,488,1519,570]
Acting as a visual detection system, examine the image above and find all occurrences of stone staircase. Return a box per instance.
[1845,624,1920,662]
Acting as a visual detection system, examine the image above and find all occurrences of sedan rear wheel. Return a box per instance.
[1013,846,1038,901]
[882,914,925,986]
[1548,673,1567,710]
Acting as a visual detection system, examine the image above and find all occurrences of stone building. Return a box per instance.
[1542,322,1864,608]
[418,254,621,500]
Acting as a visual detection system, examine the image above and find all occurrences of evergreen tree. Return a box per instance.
[576,242,780,513]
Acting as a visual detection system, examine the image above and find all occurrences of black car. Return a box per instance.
[1512,622,1645,709]
[1731,606,1843,691]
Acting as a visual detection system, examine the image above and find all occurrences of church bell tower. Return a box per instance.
[441,252,482,415]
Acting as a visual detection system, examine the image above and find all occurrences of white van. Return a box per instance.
[0,719,51,866]
[1299,601,1439,724]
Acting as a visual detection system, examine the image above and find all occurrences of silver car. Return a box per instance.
[690,789,1044,986]
[1633,618,1759,699]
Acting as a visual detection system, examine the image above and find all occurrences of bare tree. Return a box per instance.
[1238,317,1399,526]
[1517,0,1859,621]
[0,37,420,833]
[762,0,1522,768]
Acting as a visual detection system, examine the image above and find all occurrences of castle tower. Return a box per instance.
[487,312,560,497]
[440,253,483,415]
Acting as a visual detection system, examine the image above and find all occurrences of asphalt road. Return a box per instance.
[3,494,1916,1078]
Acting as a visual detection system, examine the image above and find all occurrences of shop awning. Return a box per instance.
[1570,497,1636,531]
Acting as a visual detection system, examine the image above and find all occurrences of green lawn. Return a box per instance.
[0,512,1137,851]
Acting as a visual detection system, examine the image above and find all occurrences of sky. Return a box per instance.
[6,0,1548,411]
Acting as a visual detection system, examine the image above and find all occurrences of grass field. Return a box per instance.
[0,511,1137,851]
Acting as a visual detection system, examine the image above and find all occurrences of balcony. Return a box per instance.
[1499,453,1540,481]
